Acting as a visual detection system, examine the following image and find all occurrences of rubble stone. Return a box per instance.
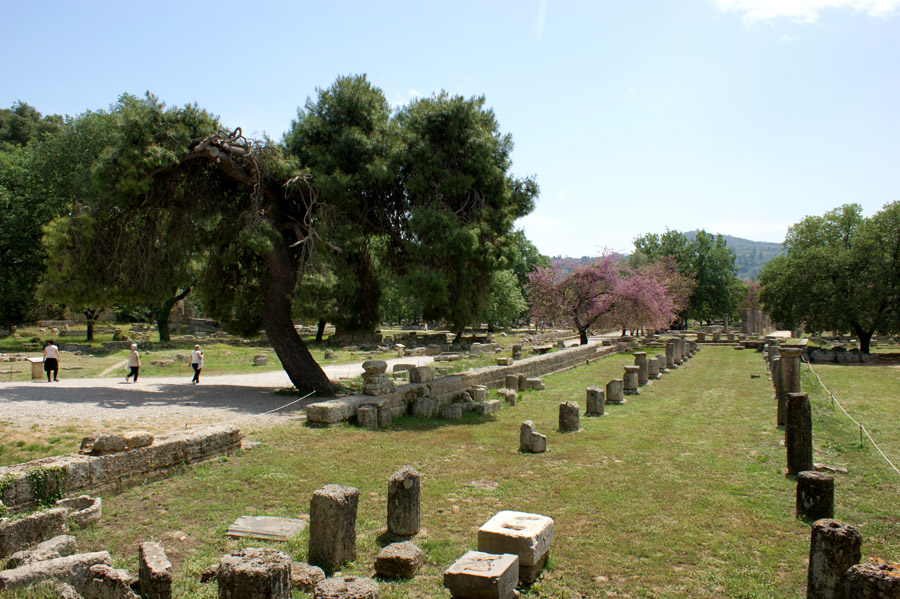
[0,507,68,559]
[844,558,900,598]
[5,534,76,569]
[374,542,424,579]
[290,562,325,592]
[217,547,291,599]
[139,542,172,599]
[314,576,380,599]
[82,563,139,599]
[0,551,112,592]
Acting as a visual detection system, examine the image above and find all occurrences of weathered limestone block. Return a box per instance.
[558,402,580,432]
[252,355,268,366]
[497,388,517,406]
[633,352,649,385]
[844,558,900,598]
[412,397,438,418]
[665,340,677,369]
[585,386,605,416]
[470,386,489,402]
[519,421,546,454]
[496,357,514,366]
[374,541,424,579]
[139,542,173,599]
[57,495,102,528]
[505,375,519,390]
[525,378,545,391]
[478,510,553,585]
[0,551,111,592]
[648,357,660,379]
[440,404,463,420]
[378,408,392,428]
[807,519,862,599]
[357,405,379,428]
[5,534,76,569]
[471,400,501,416]
[314,576,380,599]
[796,471,834,521]
[90,434,127,455]
[387,466,420,537]
[217,547,291,599]
[443,551,519,599]
[779,347,803,426]
[409,366,434,384]
[123,431,154,450]
[512,344,524,359]
[0,507,68,558]
[392,363,415,374]
[656,353,668,374]
[623,366,641,395]
[517,374,527,391]
[290,562,325,592]
[606,379,625,405]
[786,392,813,476]
[82,563,139,599]
[308,485,359,573]
[362,360,388,374]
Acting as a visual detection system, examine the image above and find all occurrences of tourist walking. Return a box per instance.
[190,345,203,384]
[43,339,60,382]
[125,343,141,382]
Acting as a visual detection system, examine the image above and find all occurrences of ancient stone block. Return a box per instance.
[89,434,127,455]
[473,400,501,415]
[440,404,463,420]
[314,576,380,598]
[525,378,544,391]
[585,386,605,416]
[392,363,415,374]
[497,388,517,406]
[139,542,172,599]
[308,485,359,573]
[374,541,424,579]
[633,352,649,385]
[505,375,519,390]
[218,548,291,599]
[123,431,154,450]
[409,366,434,384]
[5,534,76,569]
[57,495,102,528]
[0,507,68,559]
[412,397,437,418]
[290,562,325,592]
[517,374,527,391]
[796,471,834,522]
[478,510,553,585]
[519,421,546,454]
[0,551,111,592]
[844,558,900,598]
[387,466,420,537]
[558,402,580,432]
[443,551,519,599]
[83,563,139,599]
[665,340,677,369]
[378,408,392,428]
[648,357,660,379]
[362,360,388,374]
[357,405,379,428]
[470,386,489,402]
[807,519,862,599]
[252,355,268,366]
[496,357,514,366]
[606,379,625,404]
[656,353,668,374]
[786,392,813,476]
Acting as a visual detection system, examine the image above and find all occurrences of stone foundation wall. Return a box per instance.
[307,343,624,424]
[0,425,241,514]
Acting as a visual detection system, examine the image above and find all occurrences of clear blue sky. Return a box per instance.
[4,0,899,257]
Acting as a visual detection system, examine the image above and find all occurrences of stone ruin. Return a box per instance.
[519,421,546,454]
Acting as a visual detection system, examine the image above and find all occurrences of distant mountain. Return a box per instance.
[685,231,783,281]
[549,234,783,282]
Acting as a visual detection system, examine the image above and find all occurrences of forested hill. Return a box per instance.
[549,234,783,281]
[684,231,783,281]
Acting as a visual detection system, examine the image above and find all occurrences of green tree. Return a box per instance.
[397,93,537,342]
[759,203,900,353]
[481,269,527,330]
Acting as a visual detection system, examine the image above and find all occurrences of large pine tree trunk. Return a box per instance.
[264,239,334,395]
[853,324,874,354]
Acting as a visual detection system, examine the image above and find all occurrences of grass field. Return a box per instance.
[3,345,899,598]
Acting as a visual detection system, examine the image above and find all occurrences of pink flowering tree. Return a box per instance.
[528,257,620,345]
[610,267,677,335]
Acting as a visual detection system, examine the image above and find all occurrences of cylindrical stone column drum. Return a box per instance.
[656,353,668,374]
[606,379,624,404]
[585,386,605,416]
[648,357,660,379]
[559,401,580,432]
[387,466,421,537]
[633,352,649,386]
[623,365,640,395]
[217,548,291,599]
[308,484,359,573]
[844,558,900,598]
[796,470,835,522]
[807,519,862,599]
[786,392,814,476]
[665,340,677,369]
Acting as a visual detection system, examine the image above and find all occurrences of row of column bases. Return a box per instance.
[763,339,900,597]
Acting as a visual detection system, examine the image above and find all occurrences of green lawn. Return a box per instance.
[4,346,898,598]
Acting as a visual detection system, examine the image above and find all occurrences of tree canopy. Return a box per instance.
[758,202,900,353]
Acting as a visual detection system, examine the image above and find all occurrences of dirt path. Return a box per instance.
[0,355,435,436]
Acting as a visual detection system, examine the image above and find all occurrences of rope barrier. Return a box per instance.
[805,360,900,477]
[260,390,316,415]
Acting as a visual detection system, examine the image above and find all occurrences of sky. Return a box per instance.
[3,0,899,257]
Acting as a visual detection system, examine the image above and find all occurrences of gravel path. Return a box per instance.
[0,355,434,435]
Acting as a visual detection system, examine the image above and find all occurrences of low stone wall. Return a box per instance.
[307,343,624,425]
[0,425,241,514]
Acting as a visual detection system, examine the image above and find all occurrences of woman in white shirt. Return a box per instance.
[43,340,60,382]
[126,343,141,383]
[190,345,203,384]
